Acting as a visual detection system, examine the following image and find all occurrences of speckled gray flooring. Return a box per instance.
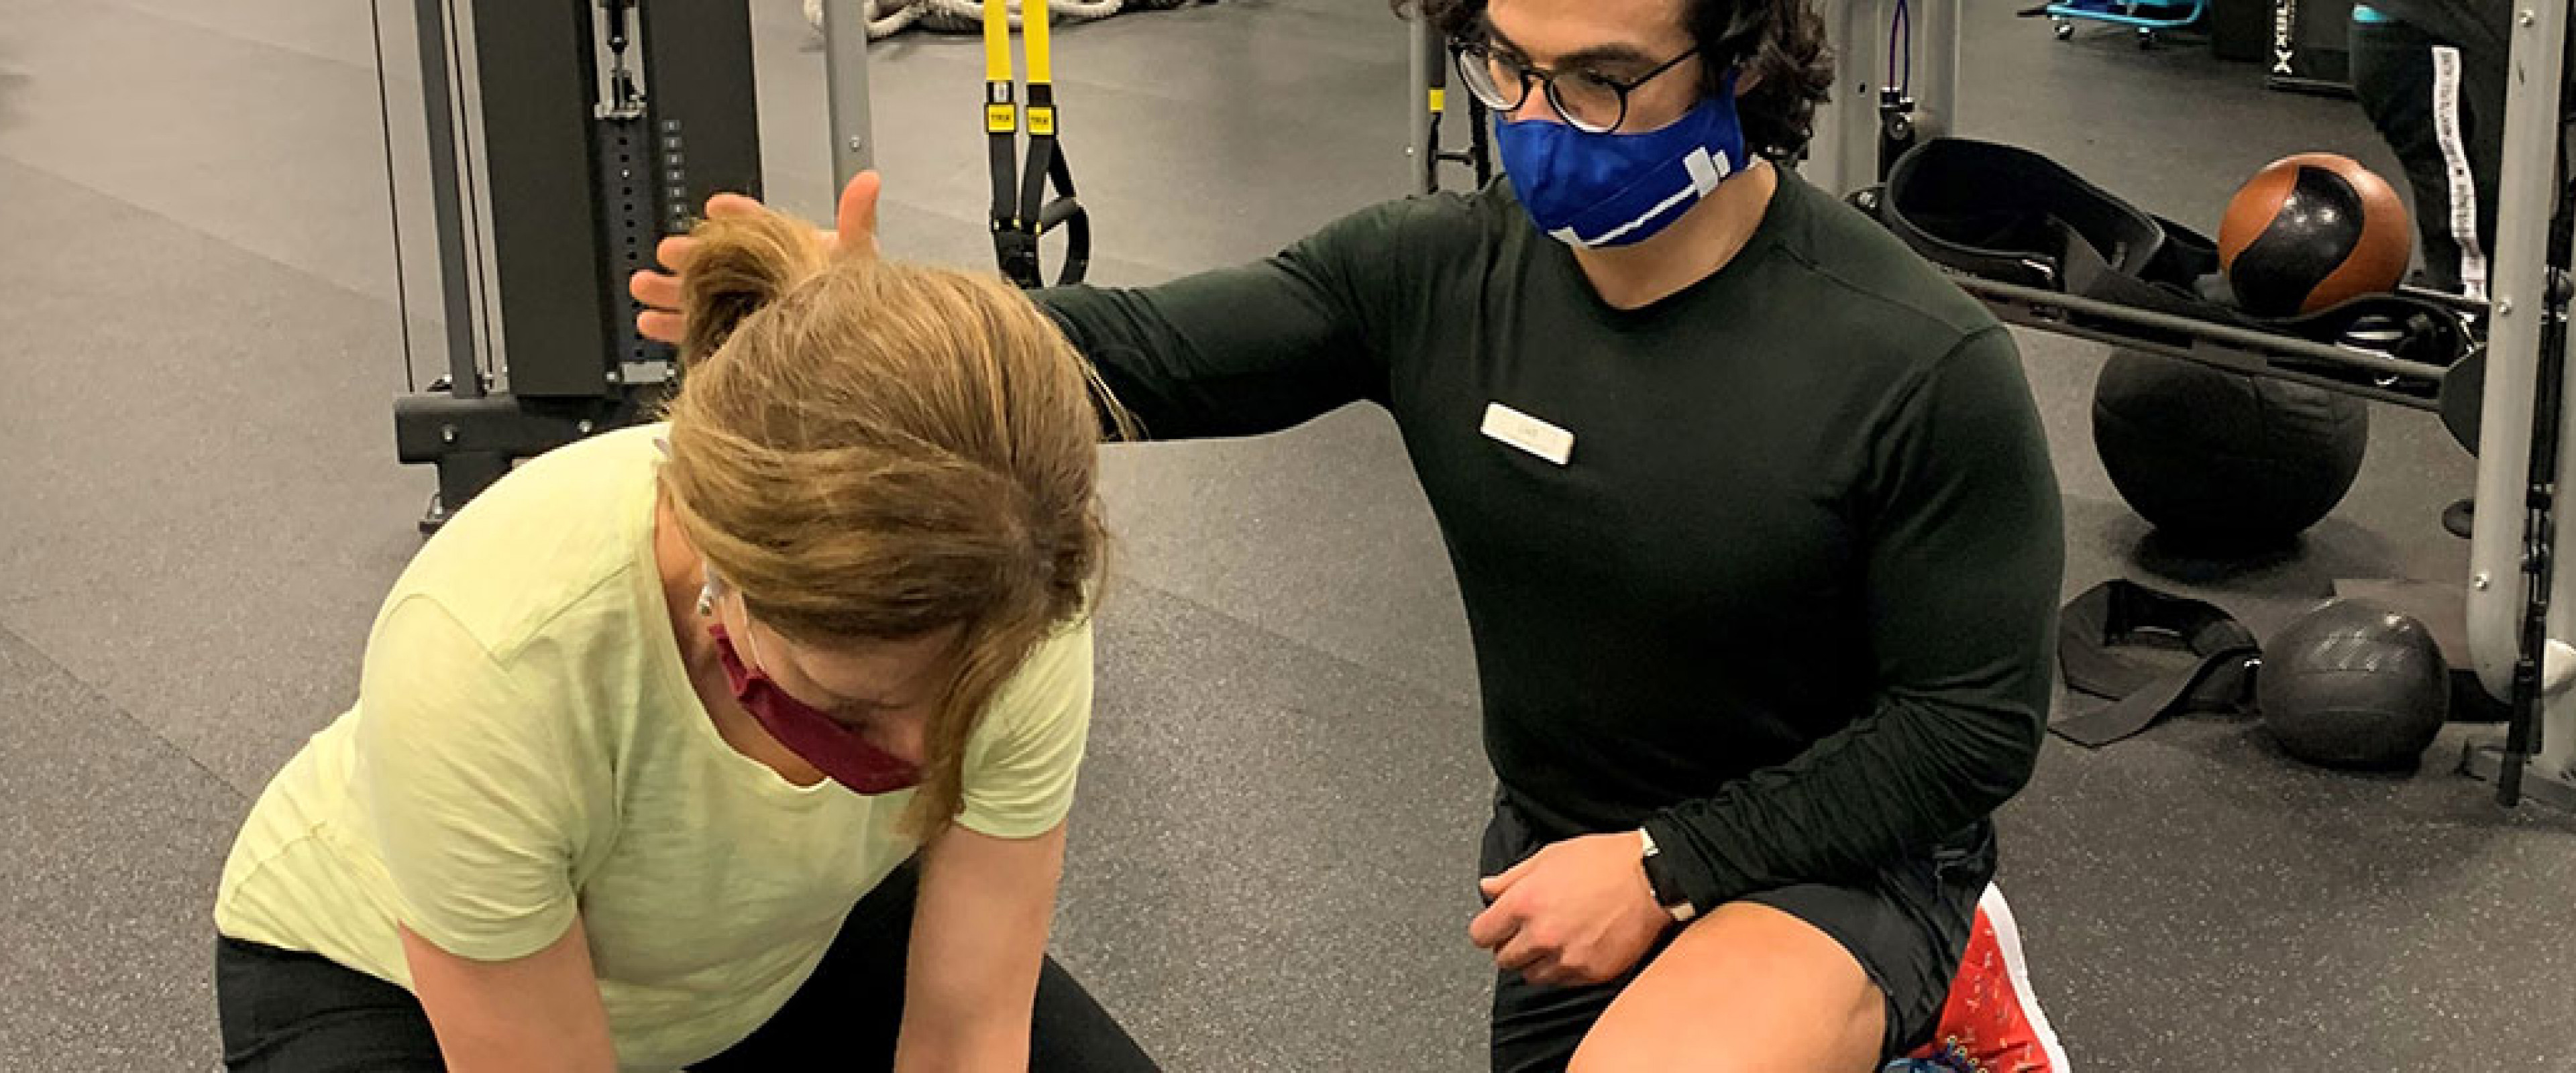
[3,1,2571,1070]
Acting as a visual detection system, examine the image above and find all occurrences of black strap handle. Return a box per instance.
[991,79,1088,288]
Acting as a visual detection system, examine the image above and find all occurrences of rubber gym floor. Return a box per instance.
[5,1,2574,1068]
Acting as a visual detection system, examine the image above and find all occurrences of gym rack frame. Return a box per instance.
[1407,1,2576,807]
[384,0,765,534]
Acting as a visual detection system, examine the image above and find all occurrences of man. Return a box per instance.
[2347,0,2512,298]
[639,0,2069,1068]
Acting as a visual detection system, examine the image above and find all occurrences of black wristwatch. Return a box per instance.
[1636,828,1699,923]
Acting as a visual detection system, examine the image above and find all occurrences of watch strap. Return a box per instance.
[1637,828,1699,923]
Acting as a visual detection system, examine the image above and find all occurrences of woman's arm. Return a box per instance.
[894,822,1071,1073]
[355,596,609,1066]
[402,917,619,1073]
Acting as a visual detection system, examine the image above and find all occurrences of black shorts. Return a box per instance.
[1481,792,1997,1073]
[214,858,1157,1072]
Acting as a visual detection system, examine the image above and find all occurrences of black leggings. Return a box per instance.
[215,860,1159,1072]
[2347,18,2506,296]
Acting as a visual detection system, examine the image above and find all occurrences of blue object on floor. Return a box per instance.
[2046,0,2208,38]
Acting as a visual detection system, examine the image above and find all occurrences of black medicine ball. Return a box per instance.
[2257,600,2450,770]
[2092,350,2369,552]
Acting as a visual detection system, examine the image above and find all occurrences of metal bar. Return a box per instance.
[451,0,505,386]
[2467,0,2569,712]
[1909,0,1957,144]
[1407,12,1432,192]
[1803,0,1882,197]
[2529,0,2576,789]
[822,0,875,184]
[1985,302,2444,412]
[1954,275,2457,387]
[412,0,483,398]
[1468,95,1493,186]
[1424,20,1449,193]
[368,0,419,396]
[2401,282,2498,317]
[1802,0,1847,194]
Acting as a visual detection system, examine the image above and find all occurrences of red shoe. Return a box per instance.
[1907,885,2072,1073]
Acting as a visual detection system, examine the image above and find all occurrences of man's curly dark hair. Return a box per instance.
[1397,0,1834,160]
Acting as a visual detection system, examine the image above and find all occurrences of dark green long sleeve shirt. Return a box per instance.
[1038,167,2065,913]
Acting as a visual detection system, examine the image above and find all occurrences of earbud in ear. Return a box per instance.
[697,571,727,617]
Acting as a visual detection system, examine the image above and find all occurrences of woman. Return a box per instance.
[213,207,1154,1072]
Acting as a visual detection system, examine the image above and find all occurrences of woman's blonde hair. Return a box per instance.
[659,206,1123,834]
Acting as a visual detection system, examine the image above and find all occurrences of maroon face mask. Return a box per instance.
[706,622,923,795]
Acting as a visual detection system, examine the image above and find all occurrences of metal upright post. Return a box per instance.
[413,0,485,400]
[2524,3,2576,803]
[1802,0,1882,198]
[822,0,876,186]
[2462,0,2576,807]
[1407,13,1433,192]
[1424,17,1450,194]
[1909,0,1958,145]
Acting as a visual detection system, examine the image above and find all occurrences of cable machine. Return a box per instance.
[379,0,763,533]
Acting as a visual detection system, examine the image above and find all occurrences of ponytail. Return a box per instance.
[679,211,833,368]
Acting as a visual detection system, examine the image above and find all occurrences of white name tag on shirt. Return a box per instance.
[1481,402,1574,466]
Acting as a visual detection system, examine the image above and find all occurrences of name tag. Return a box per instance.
[1481,402,1574,466]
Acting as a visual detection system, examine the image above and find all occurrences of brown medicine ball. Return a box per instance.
[2217,153,2414,317]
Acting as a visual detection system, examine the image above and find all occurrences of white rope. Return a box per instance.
[805,0,1137,40]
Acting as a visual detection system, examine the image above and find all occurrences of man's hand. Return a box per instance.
[1468,831,1674,989]
[629,170,883,345]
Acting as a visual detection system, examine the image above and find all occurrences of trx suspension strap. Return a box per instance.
[985,0,1090,288]
[1419,27,1493,194]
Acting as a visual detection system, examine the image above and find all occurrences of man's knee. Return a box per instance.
[1560,902,1885,1073]
[1566,1009,1882,1073]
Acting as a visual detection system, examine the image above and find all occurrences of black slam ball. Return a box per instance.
[2092,350,2369,551]
[2257,600,2451,770]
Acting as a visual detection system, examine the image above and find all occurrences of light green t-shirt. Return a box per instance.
[215,423,1093,1071]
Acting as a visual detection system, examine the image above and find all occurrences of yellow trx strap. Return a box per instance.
[985,0,1087,288]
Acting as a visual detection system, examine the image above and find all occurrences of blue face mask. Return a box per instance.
[1493,71,1754,248]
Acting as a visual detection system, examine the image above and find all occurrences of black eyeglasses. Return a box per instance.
[1452,38,1702,134]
